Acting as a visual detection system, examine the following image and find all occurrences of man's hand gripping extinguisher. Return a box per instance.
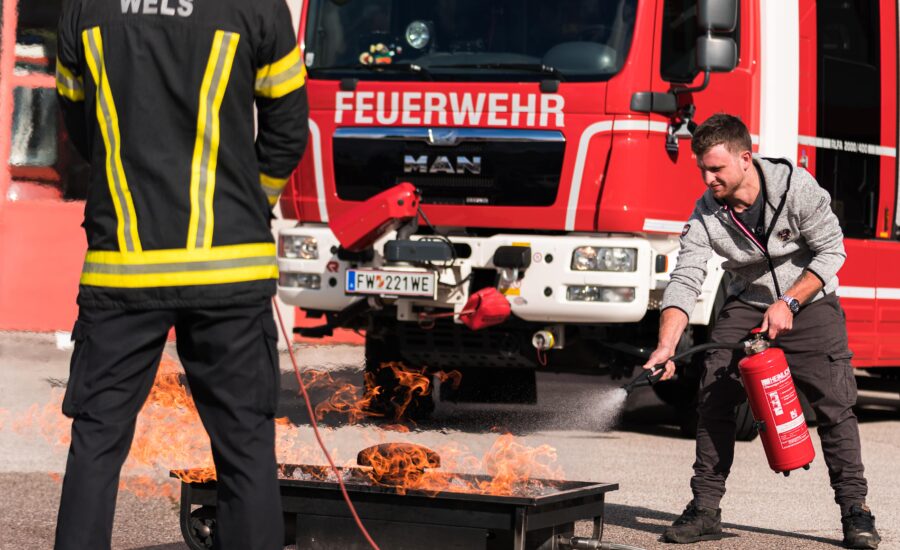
[623,329,816,476]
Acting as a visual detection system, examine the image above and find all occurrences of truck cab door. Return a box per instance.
[802,0,894,365]
[643,0,754,220]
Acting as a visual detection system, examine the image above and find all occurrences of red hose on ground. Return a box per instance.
[272,299,381,550]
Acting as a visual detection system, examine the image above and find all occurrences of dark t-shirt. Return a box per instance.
[734,165,768,242]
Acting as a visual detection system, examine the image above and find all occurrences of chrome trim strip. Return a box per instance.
[334,127,565,144]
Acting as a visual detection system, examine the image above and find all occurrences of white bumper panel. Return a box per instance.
[278,224,667,324]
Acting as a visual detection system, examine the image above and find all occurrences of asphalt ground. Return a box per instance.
[1,332,898,549]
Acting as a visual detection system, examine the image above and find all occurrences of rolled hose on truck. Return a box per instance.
[623,330,816,475]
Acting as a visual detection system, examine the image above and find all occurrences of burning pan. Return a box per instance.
[173,464,618,550]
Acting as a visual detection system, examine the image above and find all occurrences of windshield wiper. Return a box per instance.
[429,63,567,81]
[310,62,433,80]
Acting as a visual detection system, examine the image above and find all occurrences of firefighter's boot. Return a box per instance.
[662,502,723,544]
[842,504,880,549]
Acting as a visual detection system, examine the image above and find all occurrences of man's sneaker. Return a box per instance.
[842,504,880,549]
[662,502,723,543]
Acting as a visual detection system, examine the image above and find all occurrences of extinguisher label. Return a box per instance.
[760,367,810,449]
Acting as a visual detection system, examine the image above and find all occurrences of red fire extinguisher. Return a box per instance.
[624,329,815,476]
[738,329,815,475]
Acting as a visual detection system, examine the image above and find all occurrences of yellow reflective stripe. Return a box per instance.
[80,243,278,287]
[260,173,289,206]
[56,61,84,101]
[82,27,142,253]
[187,31,241,250]
[85,243,275,264]
[255,47,306,98]
[80,265,278,288]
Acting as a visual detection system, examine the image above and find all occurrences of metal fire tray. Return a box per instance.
[173,464,618,550]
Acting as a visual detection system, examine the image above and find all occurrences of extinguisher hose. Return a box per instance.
[273,299,381,550]
[622,341,746,394]
[667,341,746,363]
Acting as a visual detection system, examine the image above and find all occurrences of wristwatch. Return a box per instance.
[780,295,801,314]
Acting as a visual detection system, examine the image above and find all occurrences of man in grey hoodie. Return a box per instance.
[643,114,879,549]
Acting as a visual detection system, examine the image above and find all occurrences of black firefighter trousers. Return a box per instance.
[54,301,284,550]
[691,293,869,516]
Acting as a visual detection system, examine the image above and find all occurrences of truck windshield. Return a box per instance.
[304,0,638,82]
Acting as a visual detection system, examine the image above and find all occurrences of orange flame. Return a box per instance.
[343,435,563,496]
[306,361,455,424]
[8,352,563,499]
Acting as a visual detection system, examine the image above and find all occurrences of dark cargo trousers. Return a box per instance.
[691,293,868,515]
[54,301,284,550]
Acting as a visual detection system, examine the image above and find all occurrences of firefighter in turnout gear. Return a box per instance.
[54,0,308,548]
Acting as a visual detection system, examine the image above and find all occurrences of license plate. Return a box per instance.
[345,269,436,298]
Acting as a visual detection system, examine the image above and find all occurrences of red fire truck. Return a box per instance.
[1,0,896,431]
[275,0,900,430]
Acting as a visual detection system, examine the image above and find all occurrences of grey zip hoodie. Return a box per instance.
[661,157,846,315]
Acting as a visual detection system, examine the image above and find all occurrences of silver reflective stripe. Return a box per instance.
[86,31,136,253]
[333,127,566,145]
[797,135,897,158]
[256,61,303,92]
[262,185,282,199]
[55,63,84,99]
[83,255,276,275]
[194,32,237,249]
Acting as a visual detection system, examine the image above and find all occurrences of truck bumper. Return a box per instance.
[277,224,667,324]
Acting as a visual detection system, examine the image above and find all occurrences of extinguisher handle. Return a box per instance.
[622,364,666,394]
[647,364,667,384]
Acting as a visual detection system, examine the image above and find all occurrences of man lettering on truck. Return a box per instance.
[54,0,308,548]
[641,114,879,549]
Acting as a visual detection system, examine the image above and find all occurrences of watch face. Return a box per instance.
[782,296,799,313]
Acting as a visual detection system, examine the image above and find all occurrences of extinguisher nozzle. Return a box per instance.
[622,365,666,394]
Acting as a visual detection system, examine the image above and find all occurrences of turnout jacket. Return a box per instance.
[56,0,309,308]
[661,157,846,315]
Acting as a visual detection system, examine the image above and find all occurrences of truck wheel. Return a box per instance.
[734,400,759,441]
[662,275,732,439]
[652,326,702,438]
[439,366,537,404]
[181,506,215,550]
[675,400,758,441]
[364,332,435,420]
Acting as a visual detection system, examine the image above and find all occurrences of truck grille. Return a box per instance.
[333,128,565,207]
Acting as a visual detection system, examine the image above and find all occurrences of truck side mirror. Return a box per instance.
[698,0,738,33]
[696,35,737,72]
[696,0,738,72]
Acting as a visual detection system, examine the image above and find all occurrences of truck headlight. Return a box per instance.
[566,286,635,303]
[279,273,321,289]
[280,235,318,260]
[571,247,637,272]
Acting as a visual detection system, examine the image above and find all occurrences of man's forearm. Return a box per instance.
[784,270,825,305]
[658,307,690,351]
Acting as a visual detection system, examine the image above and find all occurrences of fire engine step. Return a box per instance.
[174,465,618,550]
